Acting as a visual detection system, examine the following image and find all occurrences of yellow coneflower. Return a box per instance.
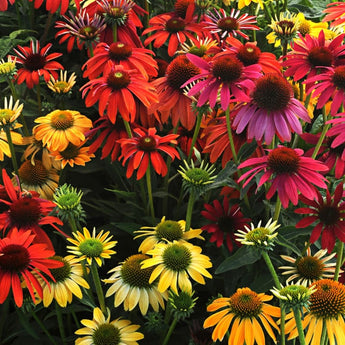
[104,254,168,315]
[177,37,218,58]
[285,279,345,345]
[75,307,144,345]
[67,227,117,267]
[204,287,280,345]
[134,216,204,254]
[0,96,23,128]
[0,56,17,77]
[47,70,76,94]
[141,240,212,294]
[0,130,23,161]
[296,13,332,38]
[33,109,92,152]
[38,255,89,307]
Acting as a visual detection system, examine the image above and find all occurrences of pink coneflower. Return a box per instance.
[203,7,259,41]
[201,197,250,252]
[326,112,345,154]
[183,51,262,110]
[238,146,328,208]
[283,31,345,82]
[295,183,345,253]
[304,65,345,115]
[233,73,310,144]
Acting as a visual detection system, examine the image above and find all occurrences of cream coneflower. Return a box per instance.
[15,159,59,200]
[67,227,117,267]
[204,287,280,345]
[279,246,337,285]
[33,109,93,152]
[141,240,212,294]
[104,254,168,315]
[285,279,345,345]
[39,255,89,307]
[50,142,95,168]
[47,70,77,94]
[0,56,16,78]
[75,307,144,345]
[134,216,204,254]
[0,96,23,128]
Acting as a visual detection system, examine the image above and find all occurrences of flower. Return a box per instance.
[177,36,218,57]
[39,255,90,307]
[118,127,180,180]
[201,197,250,252]
[46,70,76,94]
[15,159,60,200]
[50,142,95,169]
[143,7,204,56]
[75,307,144,345]
[141,240,212,293]
[285,279,345,345]
[67,227,117,266]
[11,40,63,89]
[183,51,262,110]
[238,146,328,208]
[295,183,345,253]
[0,130,23,161]
[283,31,345,83]
[55,9,106,53]
[0,56,17,78]
[149,54,200,130]
[236,218,279,250]
[204,8,259,41]
[33,109,92,152]
[0,228,62,308]
[31,0,77,14]
[323,1,345,27]
[82,41,158,80]
[233,73,310,144]
[296,13,331,38]
[203,287,280,345]
[0,96,24,129]
[279,246,337,285]
[168,288,197,320]
[0,168,64,250]
[134,216,204,253]
[81,65,158,123]
[0,0,14,11]
[326,112,345,160]
[104,254,168,315]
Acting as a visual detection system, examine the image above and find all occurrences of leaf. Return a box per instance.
[204,161,238,192]
[16,309,40,340]
[215,246,261,274]
[310,114,324,134]
[276,234,302,256]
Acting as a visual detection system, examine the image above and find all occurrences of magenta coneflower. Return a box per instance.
[283,31,345,82]
[183,51,262,110]
[203,7,259,41]
[238,146,328,208]
[233,73,310,144]
[201,197,250,252]
[295,183,345,253]
[326,112,345,156]
[304,65,345,115]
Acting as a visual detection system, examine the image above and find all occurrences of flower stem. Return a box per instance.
[113,23,117,42]
[162,316,178,345]
[36,82,42,115]
[55,302,67,345]
[311,108,330,160]
[4,126,20,181]
[261,251,280,289]
[319,320,327,345]
[68,215,78,233]
[90,261,107,315]
[31,309,58,345]
[280,308,286,345]
[273,198,282,221]
[334,241,344,281]
[225,106,238,165]
[146,163,155,222]
[187,112,203,161]
[185,192,196,232]
[122,118,132,138]
[292,308,306,345]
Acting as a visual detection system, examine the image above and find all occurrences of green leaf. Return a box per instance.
[276,234,302,256]
[215,246,261,274]
[16,309,39,340]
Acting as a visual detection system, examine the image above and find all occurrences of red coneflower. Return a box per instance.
[143,5,204,56]
[118,127,180,180]
[201,197,250,252]
[183,51,262,110]
[0,0,14,11]
[323,2,345,27]
[82,41,158,80]
[295,183,345,253]
[150,54,200,130]
[81,65,158,123]
[0,228,63,307]
[30,0,79,14]
[238,146,328,208]
[11,40,63,89]
[233,73,310,144]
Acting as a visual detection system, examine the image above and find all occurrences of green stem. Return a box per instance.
[31,309,58,345]
[146,163,155,221]
[292,308,306,345]
[68,215,78,233]
[4,126,20,180]
[311,108,330,160]
[334,241,344,281]
[90,261,107,315]
[40,11,54,44]
[280,308,286,345]
[113,23,117,42]
[36,82,42,115]
[122,118,132,138]
[0,299,9,342]
[187,112,203,162]
[162,316,178,345]
[261,251,280,289]
[320,320,327,345]
[184,192,196,232]
[225,106,238,165]
[55,302,67,345]
[273,198,282,222]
